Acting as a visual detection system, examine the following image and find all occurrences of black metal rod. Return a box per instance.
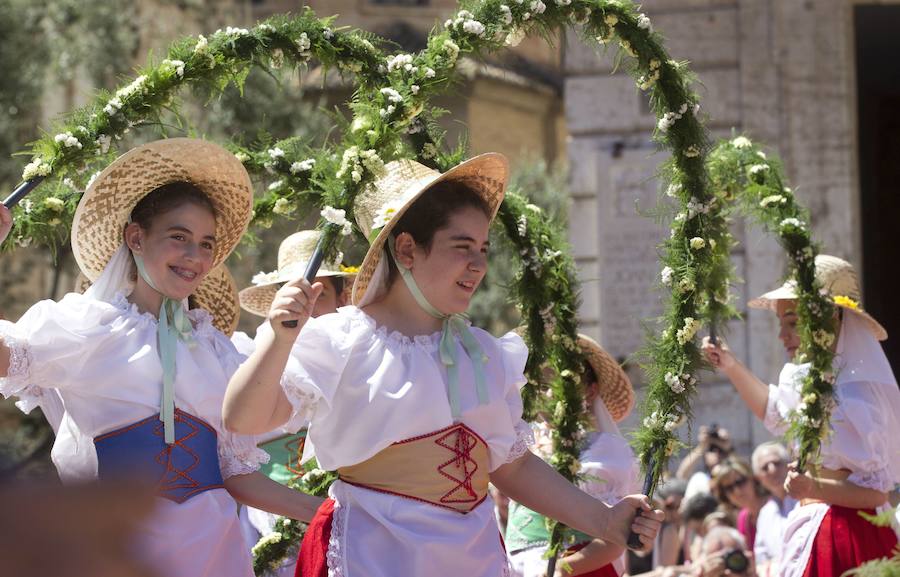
[708,322,718,346]
[626,452,657,550]
[281,231,329,328]
[3,177,45,209]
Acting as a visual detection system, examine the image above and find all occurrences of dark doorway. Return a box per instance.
[855,6,900,374]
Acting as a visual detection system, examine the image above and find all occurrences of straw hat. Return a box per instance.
[577,334,635,423]
[748,254,886,340]
[239,230,349,317]
[74,265,241,336]
[71,138,253,282]
[350,154,509,305]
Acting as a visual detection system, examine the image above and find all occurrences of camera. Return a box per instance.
[723,549,749,574]
[708,423,720,440]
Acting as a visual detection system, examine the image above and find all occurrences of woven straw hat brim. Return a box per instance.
[351,153,509,305]
[578,334,635,422]
[74,264,241,336]
[238,267,348,318]
[749,283,887,341]
[71,138,253,282]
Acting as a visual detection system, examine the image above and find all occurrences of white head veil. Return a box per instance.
[82,244,135,304]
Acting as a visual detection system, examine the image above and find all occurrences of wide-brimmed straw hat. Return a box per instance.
[71,138,253,282]
[239,230,349,317]
[577,334,635,422]
[748,254,886,340]
[351,154,509,305]
[74,264,241,336]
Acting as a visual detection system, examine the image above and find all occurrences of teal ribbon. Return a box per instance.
[386,238,489,420]
[133,254,195,444]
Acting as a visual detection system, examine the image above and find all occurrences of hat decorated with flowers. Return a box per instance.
[748,254,886,340]
[350,154,508,305]
[239,230,350,317]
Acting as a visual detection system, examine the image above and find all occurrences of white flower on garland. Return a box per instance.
[689,237,706,250]
[443,38,460,62]
[272,197,294,215]
[296,32,311,57]
[421,142,439,160]
[386,53,414,73]
[218,26,250,37]
[268,180,283,191]
[103,97,122,116]
[664,372,685,394]
[637,13,652,31]
[604,13,618,27]
[555,0,571,5]
[95,134,111,154]
[666,183,681,198]
[506,28,526,46]
[530,0,546,14]
[500,4,513,25]
[43,197,65,212]
[22,157,51,181]
[321,205,354,236]
[780,217,804,231]
[759,194,786,208]
[162,59,185,78]
[748,164,769,176]
[380,87,403,103]
[194,34,208,53]
[813,329,835,349]
[410,84,420,95]
[731,136,752,149]
[234,151,250,163]
[268,147,285,161]
[113,75,147,103]
[661,266,674,286]
[251,270,281,286]
[463,19,485,36]
[676,317,702,345]
[290,159,315,174]
[757,151,767,160]
[620,39,638,57]
[424,67,436,78]
[54,131,82,150]
[677,277,695,294]
[85,171,100,190]
[323,29,334,40]
[638,70,660,91]
[684,145,701,158]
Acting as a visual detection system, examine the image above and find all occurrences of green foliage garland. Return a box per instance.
[9,0,845,570]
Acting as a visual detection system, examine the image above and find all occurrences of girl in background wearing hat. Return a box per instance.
[233,229,354,577]
[506,335,639,577]
[702,255,900,577]
[0,139,322,577]
[224,154,663,577]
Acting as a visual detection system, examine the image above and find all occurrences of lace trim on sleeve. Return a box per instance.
[0,328,36,405]
[218,442,270,479]
[505,420,535,464]
[281,370,321,424]
[847,468,893,493]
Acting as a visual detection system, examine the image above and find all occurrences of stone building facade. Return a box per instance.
[565,0,900,454]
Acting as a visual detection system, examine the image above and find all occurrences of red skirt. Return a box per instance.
[802,505,897,577]
[295,498,335,577]
[561,542,619,577]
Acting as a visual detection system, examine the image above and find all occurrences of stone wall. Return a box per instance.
[564,0,870,458]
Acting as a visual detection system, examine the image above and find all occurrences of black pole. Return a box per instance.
[708,322,718,346]
[626,451,658,550]
[3,177,45,209]
[281,229,329,328]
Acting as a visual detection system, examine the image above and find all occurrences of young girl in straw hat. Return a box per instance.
[507,334,639,577]
[702,255,900,577]
[224,154,663,577]
[0,138,322,577]
[233,229,354,577]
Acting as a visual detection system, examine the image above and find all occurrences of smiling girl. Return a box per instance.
[223,154,663,577]
[0,139,322,577]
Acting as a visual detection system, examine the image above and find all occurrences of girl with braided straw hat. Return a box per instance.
[701,255,900,577]
[224,154,663,577]
[0,138,323,577]
[232,229,354,577]
[507,334,639,577]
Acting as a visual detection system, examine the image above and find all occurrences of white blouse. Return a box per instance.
[0,292,268,577]
[764,362,900,577]
[263,305,532,577]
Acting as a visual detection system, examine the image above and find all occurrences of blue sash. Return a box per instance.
[94,409,224,503]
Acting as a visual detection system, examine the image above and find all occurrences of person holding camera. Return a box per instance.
[675,424,733,502]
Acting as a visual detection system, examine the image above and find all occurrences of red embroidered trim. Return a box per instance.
[286,434,307,482]
[340,479,488,514]
[390,421,489,448]
[435,426,480,505]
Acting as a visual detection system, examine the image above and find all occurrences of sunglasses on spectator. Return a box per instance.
[721,477,749,494]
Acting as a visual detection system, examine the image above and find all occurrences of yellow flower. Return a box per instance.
[340,265,359,274]
[833,295,859,311]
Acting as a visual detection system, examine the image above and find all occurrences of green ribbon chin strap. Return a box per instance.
[386,238,489,420]
[133,254,195,444]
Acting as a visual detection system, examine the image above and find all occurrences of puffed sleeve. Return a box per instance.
[218,428,271,479]
[230,330,256,358]
[763,363,806,436]
[578,433,640,504]
[1,295,116,404]
[256,313,358,430]
[823,381,898,492]
[499,331,534,464]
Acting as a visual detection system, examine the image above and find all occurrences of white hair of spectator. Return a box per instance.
[751,441,789,474]
[702,526,747,555]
